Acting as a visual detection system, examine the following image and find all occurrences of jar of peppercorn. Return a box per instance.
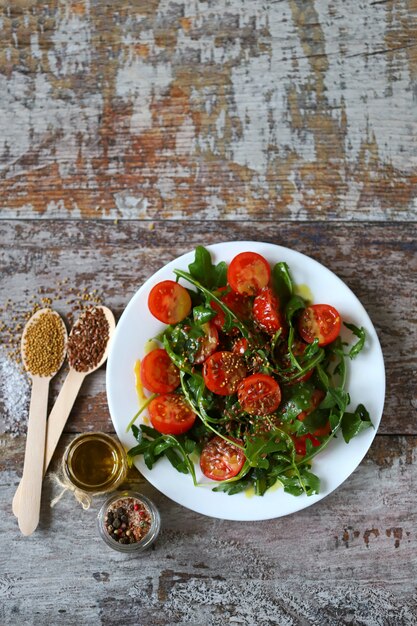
[97,491,160,553]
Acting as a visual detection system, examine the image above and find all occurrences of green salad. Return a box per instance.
[127,246,372,497]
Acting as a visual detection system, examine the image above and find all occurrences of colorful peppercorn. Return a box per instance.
[104,497,152,545]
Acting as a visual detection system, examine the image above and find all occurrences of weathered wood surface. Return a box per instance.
[0,0,416,220]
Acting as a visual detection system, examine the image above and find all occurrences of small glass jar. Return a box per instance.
[97,491,160,553]
[63,432,128,494]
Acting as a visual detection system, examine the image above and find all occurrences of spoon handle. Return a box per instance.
[17,376,50,536]
[12,368,86,518]
[44,368,86,471]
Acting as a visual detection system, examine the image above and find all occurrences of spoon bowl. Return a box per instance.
[68,305,116,373]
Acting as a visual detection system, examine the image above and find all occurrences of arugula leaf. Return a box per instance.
[284,295,307,371]
[127,425,198,484]
[212,477,253,495]
[302,409,331,434]
[131,423,142,443]
[188,245,227,289]
[285,295,306,323]
[244,431,289,469]
[278,468,320,496]
[341,404,373,443]
[319,387,350,413]
[162,333,193,373]
[277,381,317,422]
[272,262,293,305]
[193,305,215,325]
[344,322,366,359]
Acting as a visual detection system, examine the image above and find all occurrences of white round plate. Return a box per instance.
[106,241,385,521]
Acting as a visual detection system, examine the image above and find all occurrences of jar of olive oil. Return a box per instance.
[63,433,128,494]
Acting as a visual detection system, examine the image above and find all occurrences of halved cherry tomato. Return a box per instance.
[298,304,341,347]
[194,323,219,364]
[211,288,252,333]
[253,287,285,335]
[140,348,180,393]
[148,280,192,324]
[227,252,271,296]
[203,351,247,396]
[148,393,196,435]
[200,436,245,481]
[237,373,281,416]
[232,337,248,356]
[293,433,321,456]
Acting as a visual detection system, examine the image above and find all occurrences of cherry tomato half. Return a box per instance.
[253,287,285,335]
[237,373,282,416]
[194,322,219,364]
[211,288,252,333]
[148,393,196,435]
[298,304,341,347]
[148,280,192,325]
[140,348,180,393]
[200,436,246,481]
[203,351,247,396]
[227,252,271,296]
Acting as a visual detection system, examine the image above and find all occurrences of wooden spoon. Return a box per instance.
[17,309,67,536]
[12,306,116,519]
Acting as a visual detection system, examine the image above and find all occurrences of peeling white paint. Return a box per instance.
[0,71,103,182]
[48,5,92,77]
[114,190,149,217]
[116,56,172,134]
[315,0,417,170]
[176,115,196,156]
[30,32,42,60]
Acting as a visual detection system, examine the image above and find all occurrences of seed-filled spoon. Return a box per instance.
[13,306,115,518]
[17,308,67,536]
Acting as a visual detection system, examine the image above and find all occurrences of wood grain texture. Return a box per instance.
[1,219,415,435]
[1,433,417,625]
[0,0,416,219]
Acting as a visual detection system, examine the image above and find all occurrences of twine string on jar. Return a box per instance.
[49,471,95,510]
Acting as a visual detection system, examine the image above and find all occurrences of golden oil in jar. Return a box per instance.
[63,432,127,494]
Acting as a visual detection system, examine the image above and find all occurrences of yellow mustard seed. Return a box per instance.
[23,311,66,376]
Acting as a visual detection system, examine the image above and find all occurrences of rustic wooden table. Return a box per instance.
[1,1,416,624]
